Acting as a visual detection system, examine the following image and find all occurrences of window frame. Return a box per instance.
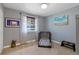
[26,16,37,32]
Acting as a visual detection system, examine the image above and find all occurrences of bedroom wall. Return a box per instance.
[3,7,20,47]
[46,5,79,43]
[0,4,4,54]
[3,7,45,47]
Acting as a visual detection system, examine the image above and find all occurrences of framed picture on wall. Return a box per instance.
[49,15,68,26]
[5,17,20,28]
[53,16,68,26]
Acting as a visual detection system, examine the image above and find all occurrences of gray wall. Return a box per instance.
[38,17,46,31]
[46,6,79,43]
[0,4,4,53]
[3,7,45,46]
[3,8,20,46]
[20,13,45,44]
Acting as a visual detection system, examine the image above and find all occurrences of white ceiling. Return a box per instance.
[3,3,79,17]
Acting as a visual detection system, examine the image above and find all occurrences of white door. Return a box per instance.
[0,18,3,54]
[76,15,79,54]
[0,4,3,54]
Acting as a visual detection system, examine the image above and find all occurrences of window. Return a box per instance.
[22,16,37,33]
[27,16,37,32]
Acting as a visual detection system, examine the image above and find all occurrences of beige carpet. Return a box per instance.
[2,42,76,55]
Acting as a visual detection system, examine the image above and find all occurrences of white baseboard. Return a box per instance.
[26,40,36,43]
[4,40,60,48]
[3,45,10,49]
[52,40,61,45]
[3,43,21,49]
[3,39,36,49]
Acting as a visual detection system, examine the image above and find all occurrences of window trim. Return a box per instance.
[26,16,37,32]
